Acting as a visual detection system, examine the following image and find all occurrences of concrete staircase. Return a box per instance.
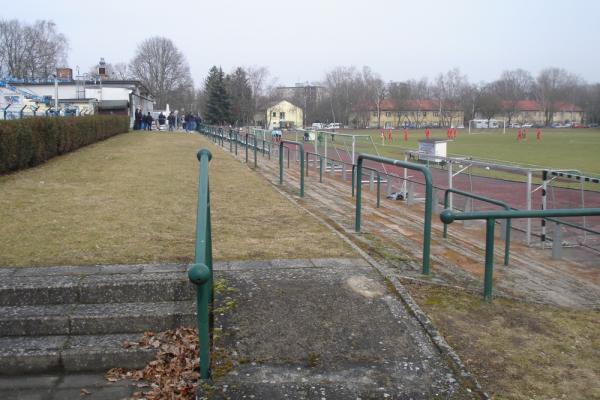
[0,263,196,375]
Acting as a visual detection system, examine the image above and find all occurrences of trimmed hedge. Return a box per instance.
[0,115,129,174]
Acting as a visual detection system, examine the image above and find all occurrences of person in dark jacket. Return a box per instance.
[134,108,142,130]
[145,112,153,131]
[158,112,166,130]
[167,112,175,131]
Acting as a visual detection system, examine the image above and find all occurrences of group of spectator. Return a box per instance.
[133,109,202,132]
[133,109,155,131]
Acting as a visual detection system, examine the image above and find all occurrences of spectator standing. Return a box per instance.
[145,112,153,131]
[134,108,142,130]
[168,112,175,131]
[158,112,166,130]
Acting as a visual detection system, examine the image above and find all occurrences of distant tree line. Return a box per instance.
[2,18,599,126]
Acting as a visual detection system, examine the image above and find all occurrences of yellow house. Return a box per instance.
[255,100,304,129]
[351,99,464,128]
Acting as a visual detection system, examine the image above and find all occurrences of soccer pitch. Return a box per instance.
[343,128,600,175]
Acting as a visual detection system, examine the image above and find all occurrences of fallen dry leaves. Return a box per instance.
[106,327,201,399]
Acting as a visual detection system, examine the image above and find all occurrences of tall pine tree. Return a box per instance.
[203,66,232,124]
[225,68,253,126]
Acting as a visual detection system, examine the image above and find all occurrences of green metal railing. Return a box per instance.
[440,207,600,301]
[187,149,214,380]
[279,140,305,197]
[443,189,512,266]
[355,154,433,274]
[305,151,324,183]
[351,165,381,208]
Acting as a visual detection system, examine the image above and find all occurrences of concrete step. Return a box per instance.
[0,264,195,306]
[0,333,156,375]
[0,301,196,336]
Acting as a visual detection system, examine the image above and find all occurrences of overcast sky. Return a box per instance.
[8,0,600,87]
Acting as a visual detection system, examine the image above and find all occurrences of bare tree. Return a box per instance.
[535,67,581,126]
[477,84,502,124]
[129,37,194,109]
[432,68,468,127]
[361,66,385,128]
[0,19,67,79]
[492,69,534,124]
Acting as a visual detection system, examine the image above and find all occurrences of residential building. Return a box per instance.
[490,100,584,125]
[254,100,303,129]
[350,99,464,129]
[275,84,324,126]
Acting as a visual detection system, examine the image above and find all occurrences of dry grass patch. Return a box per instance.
[404,281,600,399]
[0,132,352,267]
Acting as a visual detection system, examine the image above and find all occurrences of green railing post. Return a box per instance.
[319,156,323,183]
[351,164,355,197]
[484,218,495,301]
[376,174,381,208]
[245,134,248,163]
[279,143,284,185]
[229,130,232,153]
[355,163,362,230]
[355,154,433,274]
[253,135,257,168]
[235,132,238,155]
[187,148,214,381]
[279,140,305,197]
[305,152,309,177]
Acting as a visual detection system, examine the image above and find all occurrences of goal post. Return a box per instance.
[468,119,506,134]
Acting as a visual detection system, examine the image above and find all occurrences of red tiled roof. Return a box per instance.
[356,99,457,112]
[502,100,582,112]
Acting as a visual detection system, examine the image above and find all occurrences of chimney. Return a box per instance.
[98,58,108,79]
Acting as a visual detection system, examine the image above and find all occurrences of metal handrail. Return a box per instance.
[440,207,600,301]
[356,154,434,274]
[279,140,305,197]
[443,189,512,266]
[187,149,214,380]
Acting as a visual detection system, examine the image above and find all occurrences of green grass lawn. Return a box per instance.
[338,128,600,175]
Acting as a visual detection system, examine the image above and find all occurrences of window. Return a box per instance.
[423,112,427,117]
[272,112,277,117]
[433,111,439,117]
[372,111,378,117]
[280,112,285,119]
[385,112,392,117]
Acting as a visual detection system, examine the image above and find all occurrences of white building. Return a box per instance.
[1,74,153,127]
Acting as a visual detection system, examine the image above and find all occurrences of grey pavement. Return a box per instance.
[0,258,479,399]
[202,258,477,399]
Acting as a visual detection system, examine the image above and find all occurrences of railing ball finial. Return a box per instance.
[187,263,211,285]
[440,209,455,224]
[197,149,213,162]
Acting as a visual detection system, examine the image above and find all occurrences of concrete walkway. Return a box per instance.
[202,258,478,399]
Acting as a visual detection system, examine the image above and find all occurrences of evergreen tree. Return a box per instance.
[203,66,231,124]
[225,67,253,126]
